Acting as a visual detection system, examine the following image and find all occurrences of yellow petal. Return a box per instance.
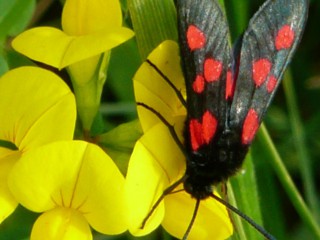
[12,27,70,68]
[0,67,76,152]
[125,123,185,236]
[62,0,122,35]
[125,141,166,236]
[0,152,21,223]
[134,40,186,132]
[12,27,134,69]
[31,207,92,240]
[162,191,233,240]
[77,143,127,234]
[8,141,126,234]
[61,28,133,68]
[67,55,102,85]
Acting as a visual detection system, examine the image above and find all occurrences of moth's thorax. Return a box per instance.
[184,127,248,199]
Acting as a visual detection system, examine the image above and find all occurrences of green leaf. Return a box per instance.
[99,119,143,175]
[0,0,36,40]
[90,111,107,136]
[128,0,177,59]
[229,152,264,240]
[252,138,287,239]
[0,55,9,75]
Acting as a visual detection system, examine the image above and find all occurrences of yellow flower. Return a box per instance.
[12,0,132,70]
[12,0,134,130]
[8,140,126,240]
[124,41,233,239]
[0,66,76,223]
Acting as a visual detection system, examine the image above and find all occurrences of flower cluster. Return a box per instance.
[12,0,134,131]
[1,0,132,239]
[1,0,233,240]
[0,66,127,239]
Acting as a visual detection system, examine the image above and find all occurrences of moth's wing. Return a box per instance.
[229,0,308,144]
[177,0,232,133]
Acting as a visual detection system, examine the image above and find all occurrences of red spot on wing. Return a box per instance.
[189,111,218,151]
[275,25,295,50]
[202,111,218,144]
[252,59,272,87]
[267,75,277,93]
[187,25,206,51]
[204,58,223,82]
[226,70,234,99]
[193,75,205,93]
[242,109,259,145]
[190,119,204,151]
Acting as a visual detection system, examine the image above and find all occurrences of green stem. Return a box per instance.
[258,125,320,239]
[282,71,320,221]
[227,182,248,240]
[221,1,261,239]
[218,0,226,11]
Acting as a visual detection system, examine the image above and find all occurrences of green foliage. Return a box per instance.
[0,0,35,74]
[0,206,38,240]
[0,0,35,40]
[99,120,143,175]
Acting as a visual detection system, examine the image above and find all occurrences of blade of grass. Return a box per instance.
[252,142,287,239]
[282,70,320,222]
[127,0,177,60]
[258,124,320,239]
[227,183,247,240]
[229,153,265,240]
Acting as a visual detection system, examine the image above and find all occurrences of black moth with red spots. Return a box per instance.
[139,0,308,239]
[177,0,308,200]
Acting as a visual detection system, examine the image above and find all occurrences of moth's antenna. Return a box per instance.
[210,193,276,240]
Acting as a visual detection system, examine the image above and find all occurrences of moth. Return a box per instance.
[139,0,308,239]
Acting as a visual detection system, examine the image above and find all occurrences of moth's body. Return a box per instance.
[184,126,248,199]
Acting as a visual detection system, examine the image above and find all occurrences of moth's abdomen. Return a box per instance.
[184,127,248,199]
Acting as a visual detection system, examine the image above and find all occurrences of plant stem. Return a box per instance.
[282,71,320,222]
[258,125,320,239]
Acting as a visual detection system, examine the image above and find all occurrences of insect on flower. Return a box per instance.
[137,0,308,239]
